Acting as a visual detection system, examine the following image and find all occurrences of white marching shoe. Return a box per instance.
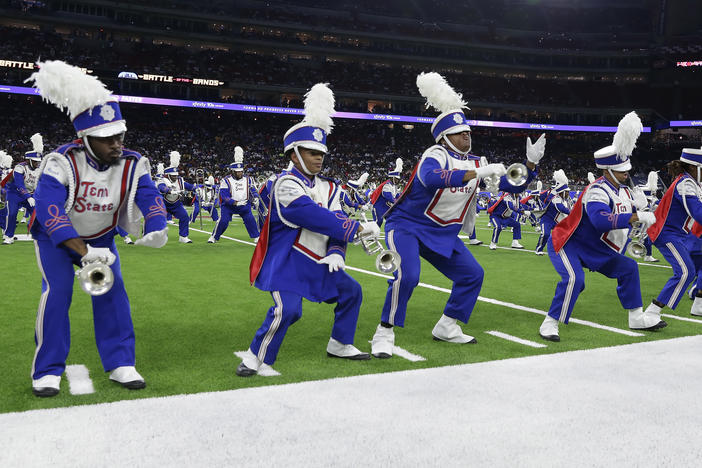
[123,235,134,245]
[167,219,175,225]
[535,251,546,256]
[468,239,483,245]
[644,255,659,263]
[370,324,395,359]
[432,315,476,344]
[489,242,497,250]
[32,374,61,397]
[207,236,217,243]
[178,236,193,244]
[691,297,702,317]
[539,315,560,342]
[326,338,370,360]
[629,305,667,330]
[2,235,14,245]
[236,348,262,377]
[109,366,146,389]
[511,240,524,249]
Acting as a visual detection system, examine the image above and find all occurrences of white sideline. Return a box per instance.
[661,313,702,324]
[485,330,548,348]
[64,364,94,395]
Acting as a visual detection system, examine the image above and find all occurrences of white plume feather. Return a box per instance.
[393,158,403,174]
[646,171,658,192]
[156,163,165,175]
[0,150,10,168]
[416,72,468,113]
[302,83,335,134]
[30,133,44,154]
[234,146,244,164]
[587,172,595,184]
[536,180,543,191]
[25,60,114,119]
[206,175,214,185]
[553,169,568,186]
[358,172,369,187]
[612,111,642,158]
[169,151,180,168]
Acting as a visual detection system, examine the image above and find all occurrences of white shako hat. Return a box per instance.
[228,146,244,170]
[552,169,569,193]
[164,151,180,176]
[24,133,44,161]
[389,158,403,178]
[593,111,643,171]
[417,72,471,144]
[283,83,335,154]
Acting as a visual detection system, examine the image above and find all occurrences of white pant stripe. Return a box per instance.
[387,230,401,325]
[258,291,283,362]
[558,248,576,323]
[31,241,50,378]
[665,242,688,308]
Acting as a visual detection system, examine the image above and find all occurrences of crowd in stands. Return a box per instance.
[1,95,697,192]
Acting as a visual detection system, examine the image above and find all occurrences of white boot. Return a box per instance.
[511,240,524,249]
[432,315,476,343]
[236,348,262,377]
[691,297,702,317]
[539,315,560,342]
[123,235,134,245]
[178,236,192,244]
[109,366,146,389]
[32,374,61,397]
[468,239,483,245]
[644,255,659,263]
[489,242,497,250]
[629,305,667,330]
[207,236,217,243]
[326,338,370,360]
[535,251,545,256]
[370,324,395,358]
[2,235,13,245]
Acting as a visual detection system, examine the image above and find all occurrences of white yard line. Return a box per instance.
[485,331,548,348]
[391,346,426,362]
[661,313,702,325]
[64,364,95,395]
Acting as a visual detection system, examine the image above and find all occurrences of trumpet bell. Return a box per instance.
[376,249,401,274]
[626,242,646,259]
[506,163,528,186]
[76,262,114,296]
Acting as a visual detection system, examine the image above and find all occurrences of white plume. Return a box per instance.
[553,169,568,186]
[156,163,165,175]
[646,171,658,192]
[587,172,595,184]
[30,133,44,154]
[0,150,11,168]
[206,175,215,185]
[234,146,244,164]
[349,172,369,188]
[416,72,468,113]
[536,180,543,191]
[393,158,403,174]
[302,83,335,134]
[612,111,642,158]
[25,60,114,119]
[169,151,180,168]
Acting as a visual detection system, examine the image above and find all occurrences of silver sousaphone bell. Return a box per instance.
[76,262,114,296]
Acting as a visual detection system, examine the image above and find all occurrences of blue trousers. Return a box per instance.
[190,200,219,223]
[381,228,484,327]
[32,238,136,380]
[165,201,190,237]
[490,215,521,243]
[535,218,557,253]
[249,271,362,365]
[653,237,702,309]
[4,196,32,238]
[212,203,259,240]
[546,237,642,323]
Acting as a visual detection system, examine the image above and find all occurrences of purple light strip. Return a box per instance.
[0,84,651,132]
[670,120,702,127]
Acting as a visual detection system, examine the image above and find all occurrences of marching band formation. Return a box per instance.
[3,60,702,397]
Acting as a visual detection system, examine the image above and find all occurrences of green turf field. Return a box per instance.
[2,211,700,413]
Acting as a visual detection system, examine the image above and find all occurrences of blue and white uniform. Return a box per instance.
[211,174,260,240]
[157,175,195,238]
[190,182,220,223]
[371,178,399,224]
[4,161,39,239]
[248,167,361,365]
[535,189,570,253]
[488,192,524,245]
[29,142,166,380]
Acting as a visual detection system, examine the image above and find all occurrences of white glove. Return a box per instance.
[27,197,35,207]
[361,203,372,212]
[475,163,506,180]
[81,245,116,266]
[526,133,546,164]
[636,211,656,227]
[631,188,648,211]
[357,221,381,241]
[524,210,531,216]
[316,253,346,272]
[134,227,168,248]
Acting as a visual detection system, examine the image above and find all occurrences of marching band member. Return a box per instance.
[190,175,220,223]
[487,191,527,250]
[0,150,13,234]
[3,133,43,244]
[369,158,402,226]
[25,60,168,396]
[520,182,543,232]
[370,72,543,358]
[157,151,195,243]
[644,149,702,318]
[640,171,660,262]
[208,146,260,243]
[341,172,371,214]
[240,83,376,376]
[539,112,661,342]
[534,170,571,256]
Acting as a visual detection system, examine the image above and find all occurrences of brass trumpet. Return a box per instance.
[626,221,647,259]
[75,262,114,296]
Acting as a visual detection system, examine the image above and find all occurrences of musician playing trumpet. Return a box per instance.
[540,112,661,343]
[369,72,543,358]
[157,150,196,243]
[644,149,702,318]
[25,60,168,396]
